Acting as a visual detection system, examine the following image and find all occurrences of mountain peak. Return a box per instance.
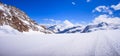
[0,3,52,34]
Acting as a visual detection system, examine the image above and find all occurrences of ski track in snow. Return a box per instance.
[103,32,120,55]
[93,32,120,56]
[0,30,120,56]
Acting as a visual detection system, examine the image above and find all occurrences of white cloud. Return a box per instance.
[93,14,120,24]
[93,3,120,15]
[111,3,120,10]
[94,6,108,12]
[43,19,75,27]
[72,2,76,5]
[92,6,113,15]
[44,19,54,22]
[86,0,91,2]
[43,19,62,24]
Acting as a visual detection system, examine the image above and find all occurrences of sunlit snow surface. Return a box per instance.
[0,30,120,56]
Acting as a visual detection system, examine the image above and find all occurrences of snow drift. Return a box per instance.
[0,30,120,56]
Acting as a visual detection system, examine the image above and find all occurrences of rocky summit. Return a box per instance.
[0,2,52,34]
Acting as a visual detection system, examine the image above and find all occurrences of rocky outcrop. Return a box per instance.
[0,3,52,33]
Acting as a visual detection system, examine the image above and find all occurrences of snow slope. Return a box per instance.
[0,30,120,56]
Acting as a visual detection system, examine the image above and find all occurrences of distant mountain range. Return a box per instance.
[47,22,120,33]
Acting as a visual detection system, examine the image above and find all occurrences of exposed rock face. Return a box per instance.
[57,26,82,33]
[0,3,52,33]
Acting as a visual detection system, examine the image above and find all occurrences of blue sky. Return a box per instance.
[1,0,120,24]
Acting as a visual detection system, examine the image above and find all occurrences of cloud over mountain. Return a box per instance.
[93,14,120,24]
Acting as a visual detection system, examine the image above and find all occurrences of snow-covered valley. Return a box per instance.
[0,30,120,56]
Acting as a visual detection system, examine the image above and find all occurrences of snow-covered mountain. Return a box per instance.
[47,21,120,33]
[47,14,120,33]
[48,25,82,33]
[81,15,120,33]
[57,26,82,33]
[47,20,76,33]
[82,22,120,33]
[0,2,52,34]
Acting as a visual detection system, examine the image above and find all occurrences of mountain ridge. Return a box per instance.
[0,2,52,34]
[47,22,120,33]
